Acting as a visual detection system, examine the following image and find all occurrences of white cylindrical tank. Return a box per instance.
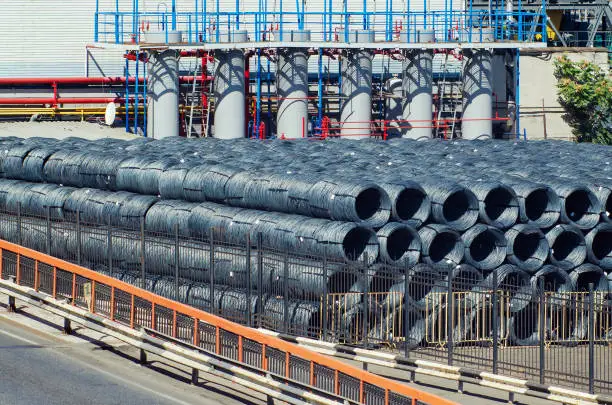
[339,30,374,140]
[402,47,434,140]
[462,48,493,140]
[384,78,403,139]
[276,30,310,139]
[213,31,248,139]
[147,49,180,139]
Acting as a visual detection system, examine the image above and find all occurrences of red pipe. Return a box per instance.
[0,76,208,86]
[0,97,142,105]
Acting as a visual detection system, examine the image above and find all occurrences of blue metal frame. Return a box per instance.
[95,9,546,45]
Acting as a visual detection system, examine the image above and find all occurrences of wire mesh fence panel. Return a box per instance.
[198,321,217,353]
[289,354,311,385]
[38,263,54,295]
[94,282,112,317]
[242,338,263,369]
[154,305,175,337]
[266,346,287,376]
[176,312,195,344]
[134,296,152,328]
[219,329,239,360]
[313,363,336,393]
[338,372,361,402]
[364,382,387,405]
[18,256,36,289]
[113,289,133,326]
[1,251,17,280]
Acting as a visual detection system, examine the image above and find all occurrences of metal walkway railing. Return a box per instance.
[0,237,455,405]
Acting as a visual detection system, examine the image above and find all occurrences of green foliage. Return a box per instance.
[553,56,612,145]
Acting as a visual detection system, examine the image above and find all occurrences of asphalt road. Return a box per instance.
[0,309,264,405]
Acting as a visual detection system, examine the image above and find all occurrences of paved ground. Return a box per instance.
[0,121,138,140]
[0,292,563,405]
[0,295,266,405]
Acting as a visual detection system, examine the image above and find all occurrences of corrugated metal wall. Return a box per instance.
[0,0,460,78]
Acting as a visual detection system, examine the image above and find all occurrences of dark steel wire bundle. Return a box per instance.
[418,178,479,231]
[504,179,561,229]
[462,180,519,229]
[461,224,507,271]
[585,223,612,270]
[182,164,241,202]
[379,180,431,228]
[546,180,603,230]
[21,147,62,182]
[376,222,421,266]
[505,224,549,273]
[158,161,200,200]
[418,224,464,267]
[545,224,587,271]
[78,153,131,190]
[145,199,198,236]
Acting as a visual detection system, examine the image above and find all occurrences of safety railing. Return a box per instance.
[0,237,455,405]
[94,9,546,45]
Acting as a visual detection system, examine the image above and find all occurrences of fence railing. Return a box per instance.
[93,9,546,45]
[0,207,610,395]
[0,236,456,405]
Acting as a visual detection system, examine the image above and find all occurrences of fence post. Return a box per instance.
[322,246,328,342]
[362,253,369,349]
[539,276,545,385]
[447,267,453,366]
[76,211,82,266]
[209,228,215,314]
[257,232,264,328]
[107,215,112,274]
[140,216,146,290]
[492,267,499,374]
[17,202,22,246]
[175,224,180,302]
[46,206,51,255]
[404,264,410,359]
[246,233,252,327]
[283,250,289,334]
[588,282,595,394]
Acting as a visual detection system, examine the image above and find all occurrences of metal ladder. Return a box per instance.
[435,52,462,139]
[185,53,214,137]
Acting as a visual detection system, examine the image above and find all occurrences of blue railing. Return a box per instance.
[94,9,546,44]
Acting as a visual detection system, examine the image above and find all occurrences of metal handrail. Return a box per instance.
[0,237,456,405]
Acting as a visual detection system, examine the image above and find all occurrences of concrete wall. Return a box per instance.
[519,48,609,141]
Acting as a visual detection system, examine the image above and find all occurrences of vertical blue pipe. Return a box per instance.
[95,0,100,42]
[115,0,120,43]
[143,59,147,137]
[132,0,137,41]
[125,55,130,133]
[216,0,220,42]
[256,50,261,136]
[517,0,523,40]
[324,0,327,41]
[423,0,427,30]
[328,0,332,41]
[172,0,177,30]
[317,48,323,134]
[363,0,367,29]
[280,0,284,41]
[235,0,240,30]
[541,0,547,42]
[515,48,520,139]
[203,0,207,41]
[135,56,140,134]
[468,0,473,42]
[267,59,271,138]
[195,0,199,41]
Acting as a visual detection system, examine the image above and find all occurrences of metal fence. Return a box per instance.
[0,206,610,395]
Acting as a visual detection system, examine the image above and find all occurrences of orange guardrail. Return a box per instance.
[0,238,457,405]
